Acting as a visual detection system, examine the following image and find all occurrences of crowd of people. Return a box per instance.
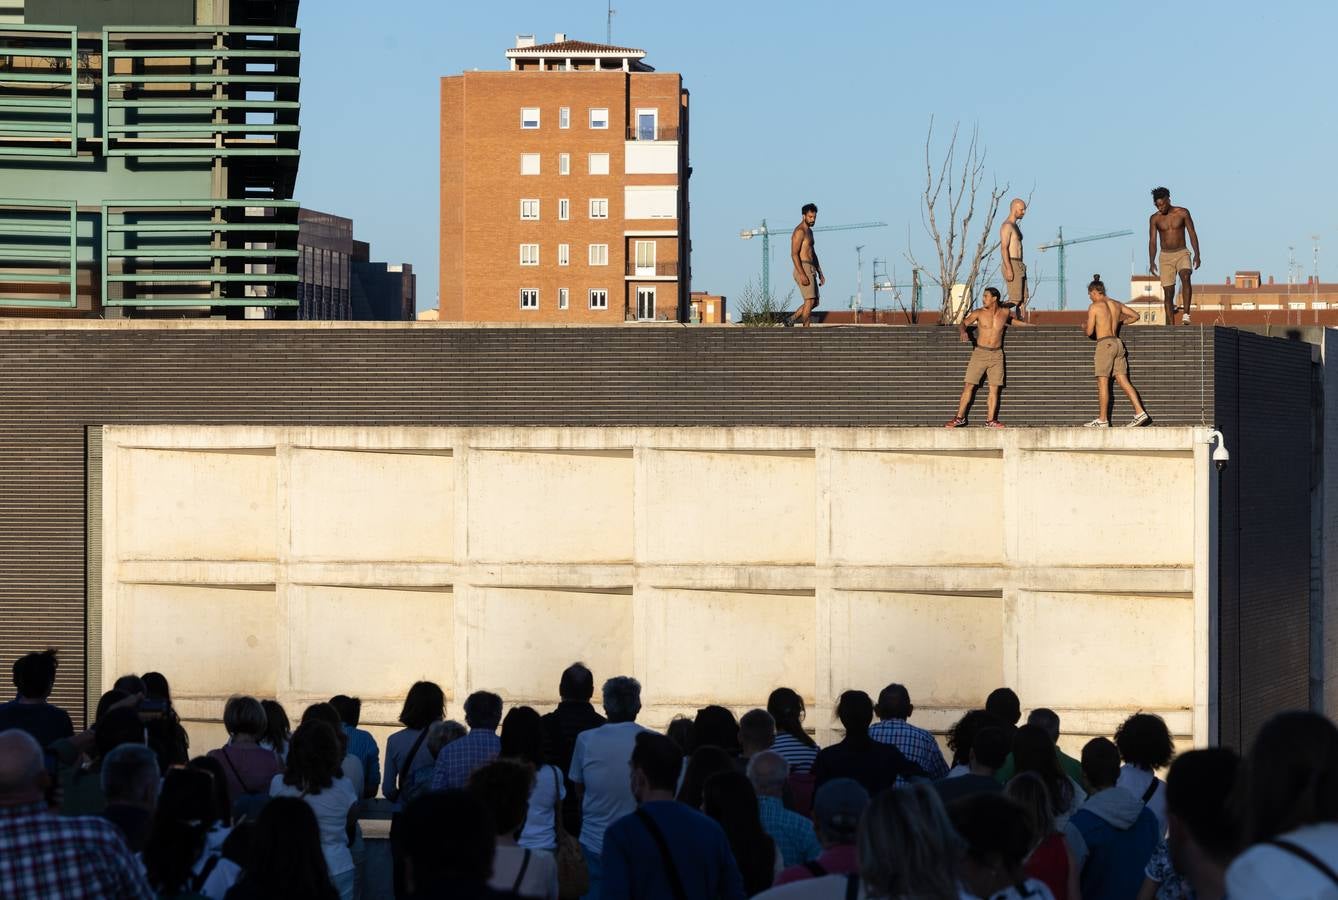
[2,650,1338,899]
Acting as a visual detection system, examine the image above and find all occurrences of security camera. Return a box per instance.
[1208,430,1229,472]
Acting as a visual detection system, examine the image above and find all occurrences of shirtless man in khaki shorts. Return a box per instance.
[1001,198,1028,319]
[1083,274,1151,427]
[1148,186,1201,325]
[945,287,1030,428]
[788,202,825,328]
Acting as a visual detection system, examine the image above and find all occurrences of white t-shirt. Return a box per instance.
[1116,764,1167,836]
[490,845,559,900]
[1227,823,1338,899]
[568,721,648,855]
[270,773,359,876]
[519,763,567,851]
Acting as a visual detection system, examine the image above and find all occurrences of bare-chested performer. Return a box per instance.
[945,287,1030,428]
[1083,274,1151,427]
[1148,186,1201,325]
[1000,198,1028,318]
[787,202,825,327]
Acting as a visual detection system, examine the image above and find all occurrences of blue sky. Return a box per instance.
[294,1,1337,313]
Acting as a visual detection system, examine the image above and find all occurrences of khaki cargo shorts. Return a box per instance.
[1005,259,1027,304]
[796,261,820,302]
[1160,248,1192,287]
[965,346,1005,386]
[1094,336,1128,378]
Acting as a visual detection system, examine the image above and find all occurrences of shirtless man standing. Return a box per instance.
[788,203,825,328]
[1000,199,1028,319]
[1083,274,1151,427]
[1148,186,1201,325]
[945,287,1030,428]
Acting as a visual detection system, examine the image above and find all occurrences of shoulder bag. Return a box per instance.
[552,766,589,899]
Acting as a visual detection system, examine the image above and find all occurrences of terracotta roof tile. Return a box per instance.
[508,40,645,55]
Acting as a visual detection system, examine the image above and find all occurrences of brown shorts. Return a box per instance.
[1160,249,1192,287]
[965,347,1004,386]
[1094,336,1128,378]
[1005,259,1027,304]
[796,261,819,302]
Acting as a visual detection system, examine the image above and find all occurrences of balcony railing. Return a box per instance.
[0,25,79,157]
[625,124,679,141]
[0,198,77,308]
[625,261,678,277]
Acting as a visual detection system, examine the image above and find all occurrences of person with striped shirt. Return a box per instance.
[767,688,817,774]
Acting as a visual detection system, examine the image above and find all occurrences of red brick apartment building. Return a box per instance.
[440,35,690,323]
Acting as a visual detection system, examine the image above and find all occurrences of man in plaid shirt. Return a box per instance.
[869,683,949,781]
[747,750,822,866]
[0,729,152,899]
[430,691,502,791]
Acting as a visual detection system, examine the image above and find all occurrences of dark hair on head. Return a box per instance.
[947,709,1004,767]
[738,709,775,751]
[949,792,1036,874]
[875,684,912,721]
[143,768,215,894]
[559,662,595,701]
[691,705,740,754]
[1013,724,1073,816]
[1115,713,1175,770]
[665,716,693,755]
[1088,274,1106,293]
[284,720,341,794]
[301,702,347,757]
[187,755,232,827]
[113,674,145,696]
[601,676,641,723]
[634,731,687,793]
[1151,187,1170,201]
[467,759,535,836]
[329,695,361,729]
[12,649,58,699]
[1166,747,1240,862]
[260,700,291,755]
[232,796,338,900]
[101,743,160,804]
[94,707,145,760]
[985,688,1021,726]
[398,681,445,731]
[677,745,735,807]
[801,203,818,215]
[1239,711,1338,844]
[499,705,544,768]
[1027,708,1060,742]
[767,687,815,748]
[400,790,496,884]
[463,691,503,730]
[1081,737,1122,789]
[835,690,874,737]
[983,287,1002,302]
[1005,771,1056,841]
[971,726,1011,771]
[94,689,129,724]
[141,672,171,702]
[703,770,777,896]
[224,696,268,738]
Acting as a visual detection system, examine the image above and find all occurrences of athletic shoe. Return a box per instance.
[1083,419,1110,428]
[984,420,1005,429]
[1129,412,1152,427]
[1182,313,1192,324]
[944,417,966,428]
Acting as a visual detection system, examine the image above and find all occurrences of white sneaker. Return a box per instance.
[1129,412,1152,427]
[1182,313,1192,324]
[1083,419,1110,428]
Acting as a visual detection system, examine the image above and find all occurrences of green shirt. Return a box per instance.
[996,746,1089,793]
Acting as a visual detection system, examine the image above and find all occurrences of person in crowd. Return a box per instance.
[1014,723,1085,829]
[945,709,1006,778]
[431,690,503,792]
[141,671,190,770]
[397,790,507,899]
[704,769,780,895]
[540,662,606,839]
[259,699,291,762]
[666,716,694,755]
[1136,748,1238,900]
[1115,712,1174,835]
[601,731,746,899]
[1007,772,1079,900]
[0,729,153,899]
[767,688,818,775]
[987,687,1023,730]
[270,720,359,900]
[738,709,776,766]
[693,705,742,756]
[1226,710,1338,897]
[98,742,159,853]
[500,705,566,853]
[113,674,146,696]
[303,702,366,799]
[568,675,648,898]
[188,755,238,849]
[812,690,923,794]
[951,791,1058,900]
[0,649,74,762]
[998,708,1087,792]
[678,745,736,809]
[1065,737,1159,900]
[869,682,950,780]
[208,695,284,818]
[223,796,339,900]
[469,759,559,898]
[331,694,381,800]
[143,766,242,900]
[773,778,868,884]
[747,750,821,867]
[384,680,445,804]
[60,705,145,815]
[935,724,1008,806]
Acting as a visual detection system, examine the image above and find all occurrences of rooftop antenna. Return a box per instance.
[607,1,615,43]
[1288,244,1296,295]
[855,245,865,315]
[1313,235,1321,305]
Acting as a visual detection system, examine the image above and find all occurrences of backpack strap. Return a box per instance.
[511,849,532,894]
[635,808,688,900]
[1268,839,1338,886]
[191,854,221,894]
[1140,777,1160,805]
[397,727,431,796]
[804,860,827,877]
[219,746,256,795]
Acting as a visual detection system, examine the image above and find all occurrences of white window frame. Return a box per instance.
[588,243,608,266]
[558,198,570,221]
[589,107,609,129]
[589,198,609,219]
[520,107,540,129]
[520,153,540,175]
[558,106,570,129]
[637,285,657,320]
[634,107,658,140]
[520,288,539,309]
[558,243,570,266]
[559,287,570,309]
[588,152,609,175]
[589,288,608,309]
[558,153,570,176]
[519,243,539,266]
[520,198,540,220]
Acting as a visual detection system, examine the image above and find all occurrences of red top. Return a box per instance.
[1024,832,1070,900]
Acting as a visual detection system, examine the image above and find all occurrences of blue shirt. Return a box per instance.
[341,724,381,799]
[601,800,746,900]
[757,795,821,867]
[868,718,948,781]
[429,728,500,791]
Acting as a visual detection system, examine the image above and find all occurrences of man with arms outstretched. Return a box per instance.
[1000,198,1028,319]
[788,203,825,327]
[1148,186,1201,325]
[945,287,1030,428]
[1084,274,1151,427]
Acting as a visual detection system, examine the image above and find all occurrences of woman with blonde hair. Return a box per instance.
[1006,772,1079,900]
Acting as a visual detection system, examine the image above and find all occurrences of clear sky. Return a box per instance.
[294,0,1337,313]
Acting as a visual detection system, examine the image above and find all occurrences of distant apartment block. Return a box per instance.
[689,290,725,324]
[297,207,415,320]
[440,33,690,323]
[1128,271,1338,326]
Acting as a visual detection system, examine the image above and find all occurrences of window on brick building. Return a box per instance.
[588,153,609,175]
[558,243,570,266]
[589,107,608,129]
[589,288,608,309]
[520,288,539,309]
[589,198,608,219]
[520,153,540,175]
[559,106,570,129]
[558,198,570,220]
[559,287,570,309]
[520,244,539,266]
[588,244,608,266]
[558,153,570,175]
[521,107,540,129]
[520,198,540,220]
